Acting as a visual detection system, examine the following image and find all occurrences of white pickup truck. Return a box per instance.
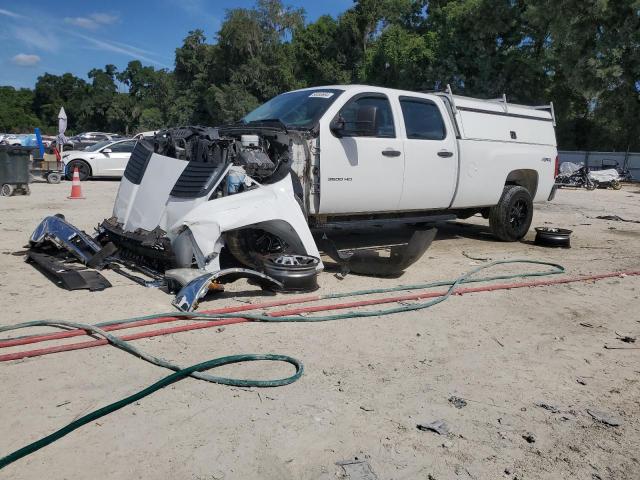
[101,85,558,276]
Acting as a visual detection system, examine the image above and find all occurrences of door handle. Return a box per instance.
[437,150,453,158]
[382,149,402,157]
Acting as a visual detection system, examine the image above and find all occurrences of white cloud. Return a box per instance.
[64,12,119,30]
[89,13,119,25]
[67,31,170,69]
[11,53,41,67]
[64,16,99,29]
[0,8,24,18]
[13,27,60,52]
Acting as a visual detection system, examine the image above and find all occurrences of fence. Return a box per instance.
[558,150,640,181]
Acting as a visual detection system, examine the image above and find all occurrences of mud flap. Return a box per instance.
[319,228,437,277]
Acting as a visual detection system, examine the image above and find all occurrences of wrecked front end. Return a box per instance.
[103,125,322,274]
[27,125,323,310]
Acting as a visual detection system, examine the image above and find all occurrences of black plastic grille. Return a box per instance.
[170,161,227,199]
[123,143,152,185]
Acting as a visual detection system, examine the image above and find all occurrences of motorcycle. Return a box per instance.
[556,163,599,190]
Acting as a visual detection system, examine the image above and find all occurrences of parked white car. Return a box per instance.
[62,138,137,180]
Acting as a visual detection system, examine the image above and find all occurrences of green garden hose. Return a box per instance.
[0,259,564,469]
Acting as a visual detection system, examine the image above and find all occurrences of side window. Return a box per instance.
[400,98,446,140]
[110,141,136,153]
[338,95,395,138]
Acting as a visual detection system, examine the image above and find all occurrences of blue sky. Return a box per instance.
[0,0,353,89]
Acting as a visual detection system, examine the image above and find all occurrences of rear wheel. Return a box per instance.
[489,185,533,241]
[66,160,91,181]
[611,180,622,190]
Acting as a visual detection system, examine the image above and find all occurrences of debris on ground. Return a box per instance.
[595,215,640,224]
[522,433,536,443]
[462,251,491,261]
[336,459,378,480]
[577,378,588,385]
[615,332,636,343]
[587,409,622,427]
[417,420,450,435]
[448,396,467,409]
[535,402,560,413]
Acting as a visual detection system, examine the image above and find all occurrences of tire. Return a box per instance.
[1,184,14,197]
[262,254,320,292]
[586,179,598,191]
[225,228,291,269]
[489,185,534,241]
[46,172,62,184]
[611,180,622,190]
[66,160,91,181]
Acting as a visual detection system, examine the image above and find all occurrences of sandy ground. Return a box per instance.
[0,179,639,480]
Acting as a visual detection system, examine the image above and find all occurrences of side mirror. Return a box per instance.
[330,115,346,138]
[102,148,112,154]
[354,105,378,137]
[331,105,378,138]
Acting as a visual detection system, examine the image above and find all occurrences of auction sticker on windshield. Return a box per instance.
[309,92,334,98]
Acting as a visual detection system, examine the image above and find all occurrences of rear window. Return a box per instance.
[400,98,446,140]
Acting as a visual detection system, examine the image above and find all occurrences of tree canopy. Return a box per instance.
[1,0,638,151]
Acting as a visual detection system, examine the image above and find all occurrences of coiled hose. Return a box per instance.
[0,260,564,469]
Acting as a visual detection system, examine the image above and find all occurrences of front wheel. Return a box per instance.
[489,185,533,241]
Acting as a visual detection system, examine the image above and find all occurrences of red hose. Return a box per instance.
[1,270,638,363]
[0,294,322,349]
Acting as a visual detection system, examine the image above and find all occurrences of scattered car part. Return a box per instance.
[172,268,284,312]
[534,227,572,248]
[319,228,437,277]
[30,215,102,264]
[261,254,320,292]
[26,251,111,291]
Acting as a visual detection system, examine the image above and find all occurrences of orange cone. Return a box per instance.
[67,167,85,199]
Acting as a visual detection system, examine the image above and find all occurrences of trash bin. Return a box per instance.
[0,145,31,196]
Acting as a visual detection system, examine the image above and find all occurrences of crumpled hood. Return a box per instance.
[112,145,228,234]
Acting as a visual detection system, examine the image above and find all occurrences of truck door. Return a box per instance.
[397,96,458,210]
[100,140,136,176]
[318,93,404,214]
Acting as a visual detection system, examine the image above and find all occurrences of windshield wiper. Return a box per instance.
[245,118,289,133]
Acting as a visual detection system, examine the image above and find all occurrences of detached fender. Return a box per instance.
[170,174,323,272]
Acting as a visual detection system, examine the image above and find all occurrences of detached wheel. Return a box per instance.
[66,160,91,181]
[489,185,533,241]
[262,254,320,292]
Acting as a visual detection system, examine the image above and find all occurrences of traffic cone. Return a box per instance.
[67,167,85,199]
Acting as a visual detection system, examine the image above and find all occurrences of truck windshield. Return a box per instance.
[241,89,343,129]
